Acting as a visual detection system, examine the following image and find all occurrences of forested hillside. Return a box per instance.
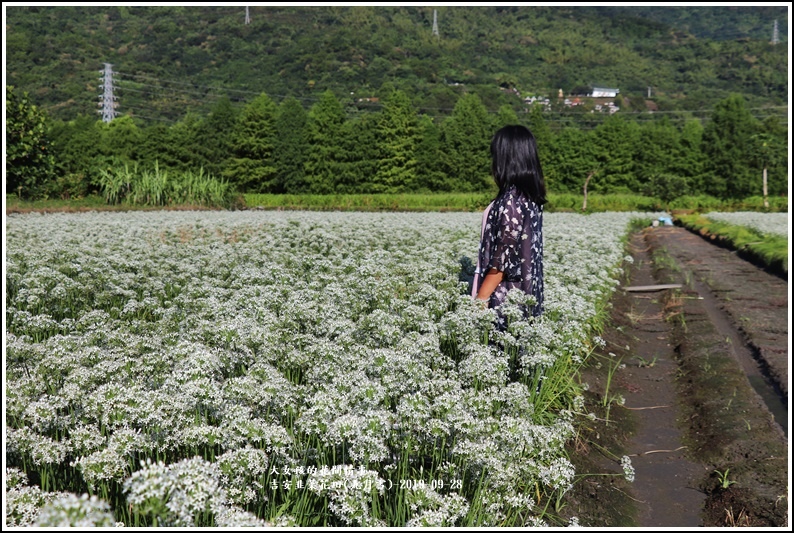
[4,5,789,202]
[6,5,788,120]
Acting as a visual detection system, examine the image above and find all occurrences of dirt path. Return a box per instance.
[565,226,789,527]
[659,224,789,404]
[613,231,709,527]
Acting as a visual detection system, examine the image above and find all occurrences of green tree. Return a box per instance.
[644,173,690,207]
[677,119,706,193]
[195,96,238,178]
[373,90,419,193]
[137,120,205,176]
[274,96,309,193]
[701,94,759,199]
[304,90,346,194]
[545,127,599,194]
[368,56,393,88]
[6,85,57,198]
[137,122,172,168]
[414,115,448,192]
[49,114,104,194]
[527,104,553,164]
[339,112,379,193]
[167,113,206,172]
[754,117,788,197]
[749,129,786,204]
[224,92,278,192]
[633,118,682,185]
[49,115,101,173]
[99,115,141,164]
[494,104,518,129]
[590,115,640,193]
[440,93,493,192]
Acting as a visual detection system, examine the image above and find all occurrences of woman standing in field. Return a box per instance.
[472,125,546,330]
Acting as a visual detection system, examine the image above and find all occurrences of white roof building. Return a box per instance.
[591,87,620,98]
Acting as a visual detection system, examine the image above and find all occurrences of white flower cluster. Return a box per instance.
[123,456,266,527]
[5,467,61,526]
[404,483,470,527]
[704,211,789,237]
[306,464,387,526]
[5,209,654,526]
[216,446,270,506]
[620,455,636,483]
[5,467,120,527]
[34,493,118,528]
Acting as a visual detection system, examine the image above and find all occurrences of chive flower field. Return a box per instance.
[702,211,790,238]
[5,210,652,527]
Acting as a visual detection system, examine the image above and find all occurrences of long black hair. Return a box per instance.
[490,125,547,205]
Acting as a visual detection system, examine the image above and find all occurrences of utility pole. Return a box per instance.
[648,86,652,98]
[432,9,439,39]
[771,19,779,45]
[245,6,250,25]
[98,62,118,123]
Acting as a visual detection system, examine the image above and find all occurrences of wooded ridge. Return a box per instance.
[5,5,788,121]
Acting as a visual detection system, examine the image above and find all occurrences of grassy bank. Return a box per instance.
[243,193,671,213]
[6,193,789,215]
[6,194,111,212]
[5,194,232,214]
[667,195,788,213]
[235,193,790,213]
[243,192,491,212]
[674,214,788,275]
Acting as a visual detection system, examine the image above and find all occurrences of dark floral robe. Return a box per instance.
[474,186,544,327]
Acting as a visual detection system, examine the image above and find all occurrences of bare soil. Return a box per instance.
[563,226,789,527]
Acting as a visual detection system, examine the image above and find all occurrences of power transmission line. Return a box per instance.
[124,108,177,123]
[114,70,789,116]
[114,71,320,103]
[116,80,249,103]
[105,68,787,127]
[115,74,254,96]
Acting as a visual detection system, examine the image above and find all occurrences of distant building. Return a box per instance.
[523,95,551,112]
[590,87,620,98]
[594,102,620,114]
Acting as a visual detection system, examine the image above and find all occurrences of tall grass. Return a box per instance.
[97,162,238,208]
